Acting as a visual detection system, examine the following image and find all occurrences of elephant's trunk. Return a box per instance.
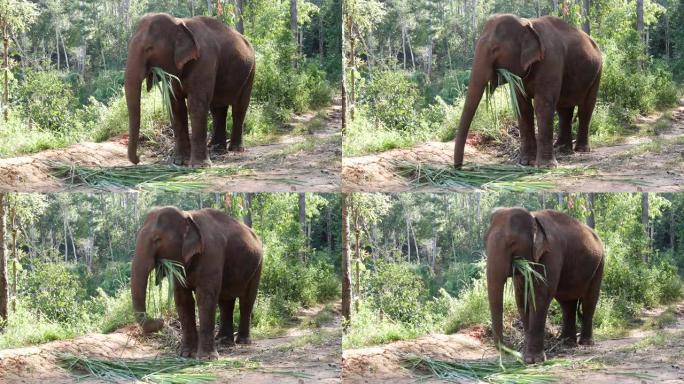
[486,246,509,347]
[131,240,163,333]
[454,52,493,167]
[124,53,144,165]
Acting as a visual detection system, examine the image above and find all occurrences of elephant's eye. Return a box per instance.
[144,46,153,53]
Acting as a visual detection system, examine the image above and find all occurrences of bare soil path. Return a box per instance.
[0,303,342,383]
[342,301,684,383]
[343,99,684,192]
[0,99,341,192]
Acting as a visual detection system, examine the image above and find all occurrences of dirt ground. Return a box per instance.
[0,99,341,193]
[341,301,684,383]
[343,99,684,192]
[0,303,342,384]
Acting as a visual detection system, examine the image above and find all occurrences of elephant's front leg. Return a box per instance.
[513,276,529,332]
[195,287,220,359]
[534,96,559,168]
[187,95,212,168]
[171,95,191,166]
[174,286,198,358]
[524,288,551,364]
[517,95,536,166]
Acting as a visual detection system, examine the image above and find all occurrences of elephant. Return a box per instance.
[125,13,256,167]
[485,207,604,363]
[454,14,602,168]
[131,206,263,359]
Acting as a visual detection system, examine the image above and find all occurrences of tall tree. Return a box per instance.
[0,193,7,329]
[642,192,649,261]
[341,193,351,326]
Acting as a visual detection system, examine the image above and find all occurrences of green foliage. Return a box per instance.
[361,70,421,131]
[22,262,87,323]
[364,261,428,324]
[16,70,78,133]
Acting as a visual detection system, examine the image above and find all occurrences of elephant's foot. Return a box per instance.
[554,142,574,155]
[228,143,245,152]
[536,158,558,168]
[209,142,227,154]
[578,336,594,346]
[196,348,219,360]
[216,334,235,347]
[518,154,535,166]
[235,335,252,345]
[561,335,578,347]
[574,143,591,153]
[523,350,546,364]
[172,154,190,166]
[179,346,197,358]
[189,158,212,168]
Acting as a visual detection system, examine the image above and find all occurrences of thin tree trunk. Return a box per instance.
[2,21,8,121]
[55,27,60,70]
[670,194,675,251]
[401,25,406,70]
[636,0,644,43]
[581,0,591,35]
[236,0,244,34]
[0,193,7,330]
[318,0,324,60]
[10,198,16,313]
[586,193,595,229]
[341,4,347,132]
[326,204,332,252]
[290,0,298,54]
[243,193,252,228]
[642,192,649,262]
[341,193,351,325]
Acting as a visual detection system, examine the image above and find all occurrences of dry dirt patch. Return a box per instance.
[0,100,341,192]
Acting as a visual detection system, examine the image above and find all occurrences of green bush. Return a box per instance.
[16,70,78,132]
[21,262,87,324]
[364,261,428,324]
[361,70,421,131]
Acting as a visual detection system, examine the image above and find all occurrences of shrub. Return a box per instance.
[16,70,77,132]
[21,262,87,324]
[360,70,421,132]
[363,261,428,324]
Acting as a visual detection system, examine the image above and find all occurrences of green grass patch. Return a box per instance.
[402,355,564,383]
[392,161,589,192]
[49,163,245,191]
[57,353,257,383]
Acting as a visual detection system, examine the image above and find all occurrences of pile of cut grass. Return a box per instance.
[402,355,562,383]
[57,353,256,383]
[49,163,244,191]
[392,161,583,192]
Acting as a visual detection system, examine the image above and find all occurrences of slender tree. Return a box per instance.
[0,193,7,329]
[341,193,351,326]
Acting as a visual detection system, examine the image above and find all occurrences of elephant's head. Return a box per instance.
[131,206,202,333]
[484,207,550,346]
[124,13,199,164]
[454,14,545,167]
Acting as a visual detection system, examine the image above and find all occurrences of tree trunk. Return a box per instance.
[642,192,649,262]
[243,193,252,228]
[2,21,8,121]
[290,0,298,50]
[326,204,332,252]
[236,0,244,34]
[299,193,307,255]
[552,0,559,13]
[636,0,644,43]
[587,193,595,229]
[341,193,351,326]
[318,0,324,60]
[341,5,347,132]
[581,0,591,35]
[0,193,7,330]
[10,198,16,313]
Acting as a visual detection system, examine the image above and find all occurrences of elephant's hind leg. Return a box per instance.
[229,69,254,152]
[209,106,229,154]
[236,275,259,344]
[174,286,198,358]
[575,79,600,153]
[558,298,579,346]
[216,297,236,346]
[554,107,575,154]
[579,262,604,346]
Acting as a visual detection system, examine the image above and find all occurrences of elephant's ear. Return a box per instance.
[532,215,550,263]
[181,215,202,265]
[520,19,545,72]
[174,21,200,70]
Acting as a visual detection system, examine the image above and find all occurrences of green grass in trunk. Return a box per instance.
[49,163,245,191]
[512,258,547,312]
